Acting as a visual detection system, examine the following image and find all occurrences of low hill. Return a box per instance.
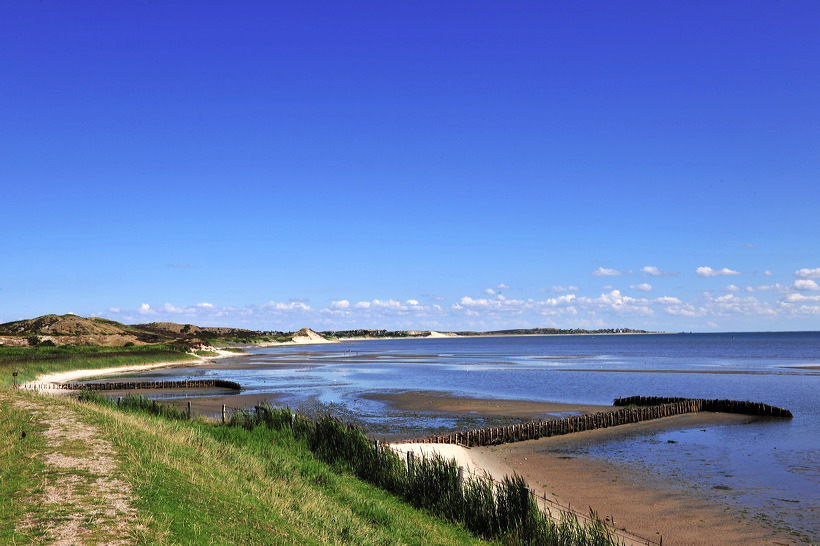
[0,314,129,336]
[134,322,268,340]
[0,314,325,348]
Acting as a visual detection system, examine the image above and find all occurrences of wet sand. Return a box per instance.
[373,391,810,545]
[362,390,613,418]
[160,391,288,416]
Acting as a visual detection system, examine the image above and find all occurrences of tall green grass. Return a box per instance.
[232,405,622,545]
[0,345,197,386]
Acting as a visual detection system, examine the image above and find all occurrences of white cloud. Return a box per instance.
[641,266,675,277]
[703,293,778,317]
[794,279,820,291]
[592,267,624,277]
[696,266,741,277]
[783,293,820,303]
[764,270,774,276]
[552,285,579,293]
[575,290,654,316]
[795,268,820,279]
[754,283,788,292]
[664,303,701,317]
[496,284,510,290]
[261,301,311,311]
[654,296,682,304]
[106,275,820,332]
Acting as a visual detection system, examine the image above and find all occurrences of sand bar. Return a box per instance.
[363,390,612,419]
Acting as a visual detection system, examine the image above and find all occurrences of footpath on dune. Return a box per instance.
[4,390,140,544]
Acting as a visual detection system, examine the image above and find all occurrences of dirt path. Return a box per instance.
[13,396,139,545]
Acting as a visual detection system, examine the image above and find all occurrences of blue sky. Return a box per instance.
[2,1,819,332]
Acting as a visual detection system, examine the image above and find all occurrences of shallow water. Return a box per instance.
[92,332,820,539]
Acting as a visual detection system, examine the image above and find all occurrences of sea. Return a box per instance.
[95,332,820,540]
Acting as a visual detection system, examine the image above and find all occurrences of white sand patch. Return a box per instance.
[389,443,514,482]
[21,348,244,390]
[290,328,334,344]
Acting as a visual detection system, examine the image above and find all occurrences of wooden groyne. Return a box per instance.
[25,379,242,391]
[405,397,792,447]
[614,395,793,417]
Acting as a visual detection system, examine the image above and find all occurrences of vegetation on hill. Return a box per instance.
[455,328,654,336]
[321,329,434,339]
[0,314,299,348]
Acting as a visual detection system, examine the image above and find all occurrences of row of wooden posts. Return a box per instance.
[613,395,793,417]
[405,397,792,447]
[36,379,242,391]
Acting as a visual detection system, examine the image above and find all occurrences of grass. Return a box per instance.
[0,345,198,387]
[2,389,482,544]
[0,391,49,544]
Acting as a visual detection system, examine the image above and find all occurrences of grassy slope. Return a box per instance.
[0,389,482,545]
[0,345,198,386]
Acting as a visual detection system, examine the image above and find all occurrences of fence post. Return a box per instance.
[222,404,226,424]
[458,465,465,490]
[187,400,192,420]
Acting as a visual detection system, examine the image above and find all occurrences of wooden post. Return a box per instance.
[187,400,192,420]
[458,465,465,489]
[221,404,226,424]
